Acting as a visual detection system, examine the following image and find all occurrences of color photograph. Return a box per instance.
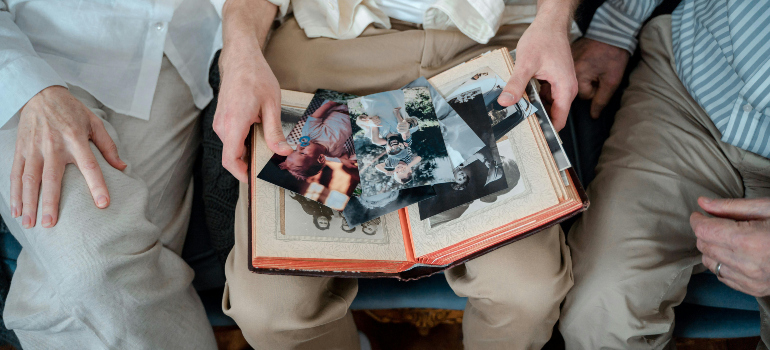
[258,94,360,211]
[348,87,454,197]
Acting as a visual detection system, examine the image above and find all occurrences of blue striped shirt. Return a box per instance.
[585,0,770,158]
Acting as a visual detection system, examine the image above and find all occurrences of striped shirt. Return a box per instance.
[585,0,770,159]
[384,137,414,171]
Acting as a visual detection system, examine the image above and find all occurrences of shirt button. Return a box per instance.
[154,22,164,31]
[743,103,753,112]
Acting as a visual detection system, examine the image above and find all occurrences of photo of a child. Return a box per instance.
[258,94,361,211]
[348,86,454,197]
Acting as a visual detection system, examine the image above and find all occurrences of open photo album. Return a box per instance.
[247,48,588,280]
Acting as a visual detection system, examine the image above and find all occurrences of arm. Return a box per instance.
[407,155,422,169]
[214,0,290,183]
[375,163,394,176]
[370,128,387,146]
[310,101,341,120]
[572,0,663,118]
[2,2,126,229]
[691,197,770,297]
[497,0,578,131]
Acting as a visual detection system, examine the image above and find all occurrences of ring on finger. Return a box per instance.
[715,262,723,278]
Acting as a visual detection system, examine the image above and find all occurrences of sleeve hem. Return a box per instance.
[0,56,67,128]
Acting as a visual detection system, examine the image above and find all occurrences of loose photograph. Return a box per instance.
[348,87,454,197]
[418,88,508,220]
[428,138,527,228]
[446,67,537,140]
[282,191,385,241]
[258,94,360,211]
[403,77,485,168]
[342,185,436,227]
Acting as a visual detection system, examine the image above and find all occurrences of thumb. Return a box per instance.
[698,197,770,221]
[261,102,292,156]
[90,117,127,171]
[499,63,535,107]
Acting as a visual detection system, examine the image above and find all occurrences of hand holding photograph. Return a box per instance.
[445,66,537,140]
[348,87,454,197]
[257,94,360,211]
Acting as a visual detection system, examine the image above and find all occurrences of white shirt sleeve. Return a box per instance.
[210,0,291,19]
[0,1,67,128]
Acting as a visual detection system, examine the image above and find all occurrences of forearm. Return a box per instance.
[534,0,576,34]
[220,0,277,73]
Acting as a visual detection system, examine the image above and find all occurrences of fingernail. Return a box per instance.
[22,215,31,228]
[277,141,293,153]
[96,195,108,208]
[10,205,18,218]
[42,214,52,227]
[498,92,515,105]
[702,197,712,204]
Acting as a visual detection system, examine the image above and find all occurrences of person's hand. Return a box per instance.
[214,0,290,183]
[497,16,578,131]
[10,86,126,229]
[572,38,630,119]
[691,197,770,297]
[396,118,409,134]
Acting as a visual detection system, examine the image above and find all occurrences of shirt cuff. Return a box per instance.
[583,2,643,54]
[0,56,66,128]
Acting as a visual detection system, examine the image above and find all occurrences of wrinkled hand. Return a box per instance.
[691,197,770,297]
[213,38,290,183]
[572,38,630,119]
[498,18,578,131]
[11,86,126,228]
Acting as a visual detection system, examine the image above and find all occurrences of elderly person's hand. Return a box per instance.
[497,2,578,131]
[11,86,126,228]
[214,0,291,183]
[691,197,770,297]
[571,38,630,119]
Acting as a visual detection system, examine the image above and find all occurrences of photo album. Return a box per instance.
[248,48,588,280]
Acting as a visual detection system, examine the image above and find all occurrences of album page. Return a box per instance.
[251,123,409,262]
[406,116,560,258]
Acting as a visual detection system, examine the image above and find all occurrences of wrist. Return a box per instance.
[534,0,573,34]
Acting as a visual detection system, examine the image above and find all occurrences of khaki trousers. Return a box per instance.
[0,57,217,349]
[559,16,770,350]
[223,18,574,350]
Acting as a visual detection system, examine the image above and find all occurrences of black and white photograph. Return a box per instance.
[418,88,508,220]
[258,94,360,211]
[342,185,436,227]
[283,191,384,240]
[446,67,537,140]
[428,138,527,228]
[402,77,485,168]
[348,87,454,197]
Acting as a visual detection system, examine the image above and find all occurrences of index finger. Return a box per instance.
[72,142,110,209]
[690,212,743,248]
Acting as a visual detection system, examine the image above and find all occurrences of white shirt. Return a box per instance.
[0,0,224,128]
[268,0,582,43]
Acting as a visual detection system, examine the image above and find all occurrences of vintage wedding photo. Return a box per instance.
[348,87,454,197]
[258,95,360,211]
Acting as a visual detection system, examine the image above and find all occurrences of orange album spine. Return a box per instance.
[398,208,416,263]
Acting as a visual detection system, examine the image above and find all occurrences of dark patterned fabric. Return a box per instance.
[199,51,239,266]
[0,219,21,348]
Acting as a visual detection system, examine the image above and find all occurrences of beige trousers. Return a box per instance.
[223,18,574,350]
[559,16,770,350]
[0,57,217,349]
